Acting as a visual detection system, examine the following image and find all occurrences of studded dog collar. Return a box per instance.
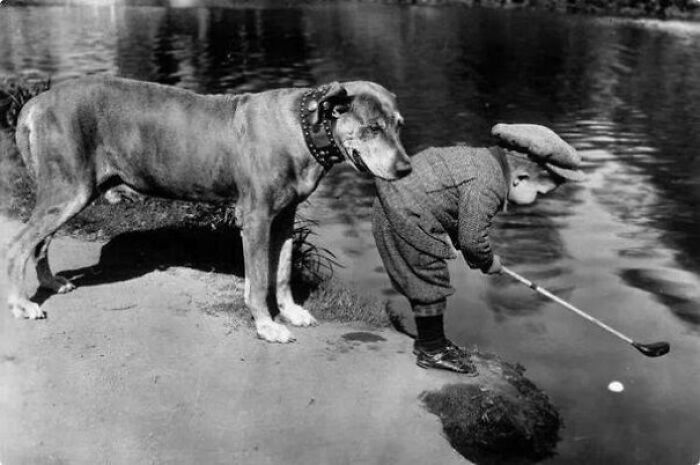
[299,85,371,174]
[299,85,346,170]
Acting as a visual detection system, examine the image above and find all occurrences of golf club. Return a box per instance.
[501,266,670,358]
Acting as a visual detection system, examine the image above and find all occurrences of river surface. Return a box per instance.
[2,3,700,464]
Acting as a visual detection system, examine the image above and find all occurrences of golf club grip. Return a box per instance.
[501,266,634,345]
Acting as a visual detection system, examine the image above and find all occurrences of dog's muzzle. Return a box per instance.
[341,139,371,174]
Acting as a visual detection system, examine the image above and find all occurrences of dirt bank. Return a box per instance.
[0,216,477,465]
[1,214,564,464]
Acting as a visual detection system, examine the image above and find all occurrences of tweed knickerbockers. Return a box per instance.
[372,199,455,315]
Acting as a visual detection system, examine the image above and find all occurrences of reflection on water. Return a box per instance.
[2,4,700,464]
[620,267,700,327]
[487,211,574,319]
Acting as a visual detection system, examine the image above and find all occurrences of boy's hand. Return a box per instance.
[484,255,503,275]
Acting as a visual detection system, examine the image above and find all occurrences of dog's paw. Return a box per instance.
[104,185,143,204]
[256,320,296,343]
[40,276,76,294]
[9,298,45,320]
[279,304,318,327]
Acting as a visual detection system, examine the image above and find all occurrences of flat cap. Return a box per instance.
[491,123,584,181]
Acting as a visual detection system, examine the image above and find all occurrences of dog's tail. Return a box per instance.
[0,78,50,177]
[0,77,50,135]
[0,77,49,209]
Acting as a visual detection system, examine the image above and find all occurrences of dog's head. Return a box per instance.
[317,81,411,180]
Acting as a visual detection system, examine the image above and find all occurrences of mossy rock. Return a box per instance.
[420,353,561,464]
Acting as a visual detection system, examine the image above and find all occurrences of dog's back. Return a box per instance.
[15,77,249,201]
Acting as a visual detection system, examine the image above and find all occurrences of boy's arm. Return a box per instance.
[457,180,503,273]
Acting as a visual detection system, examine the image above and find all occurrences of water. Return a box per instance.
[2,3,700,463]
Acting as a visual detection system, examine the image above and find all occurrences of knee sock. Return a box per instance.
[415,314,447,351]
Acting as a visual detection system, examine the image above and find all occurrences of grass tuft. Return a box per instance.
[303,280,390,327]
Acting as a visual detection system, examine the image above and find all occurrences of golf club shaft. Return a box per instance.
[501,266,634,345]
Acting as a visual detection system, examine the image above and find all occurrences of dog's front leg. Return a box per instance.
[273,206,318,327]
[241,211,296,343]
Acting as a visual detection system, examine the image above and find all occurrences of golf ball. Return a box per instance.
[608,381,624,393]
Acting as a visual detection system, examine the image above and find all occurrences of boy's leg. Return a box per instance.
[412,301,477,375]
[373,205,477,375]
[413,301,447,351]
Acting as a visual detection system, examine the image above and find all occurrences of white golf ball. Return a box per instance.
[608,381,624,393]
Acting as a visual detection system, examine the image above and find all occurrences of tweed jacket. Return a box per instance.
[374,146,509,271]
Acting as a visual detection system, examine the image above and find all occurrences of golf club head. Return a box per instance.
[632,341,670,358]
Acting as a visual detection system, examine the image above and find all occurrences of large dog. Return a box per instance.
[4,76,411,342]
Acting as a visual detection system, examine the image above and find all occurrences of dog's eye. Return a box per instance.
[367,124,382,134]
[359,124,382,139]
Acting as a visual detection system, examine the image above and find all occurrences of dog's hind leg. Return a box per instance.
[35,234,76,294]
[5,188,92,319]
[240,207,296,343]
[273,206,318,327]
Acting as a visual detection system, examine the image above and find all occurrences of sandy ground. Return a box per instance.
[0,216,473,465]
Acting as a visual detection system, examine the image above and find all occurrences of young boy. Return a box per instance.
[372,124,583,374]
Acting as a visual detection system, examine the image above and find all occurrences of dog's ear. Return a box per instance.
[318,82,351,120]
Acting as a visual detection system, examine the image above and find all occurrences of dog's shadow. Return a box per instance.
[33,226,246,305]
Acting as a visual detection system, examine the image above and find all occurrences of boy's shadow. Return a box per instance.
[34,226,246,305]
